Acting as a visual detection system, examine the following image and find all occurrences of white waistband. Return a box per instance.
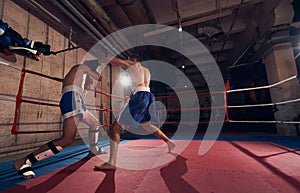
[62,85,83,95]
[132,86,150,95]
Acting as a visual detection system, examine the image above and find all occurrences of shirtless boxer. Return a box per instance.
[94,54,175,171]
[13,60,105,178]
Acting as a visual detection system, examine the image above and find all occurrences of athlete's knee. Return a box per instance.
[83,112,99,128]
[108,122,121,138]
[111,121,122,132]
[141,122,159,133]
[87,119,99,129]
[59,137,74,147]
[112,121,121,129]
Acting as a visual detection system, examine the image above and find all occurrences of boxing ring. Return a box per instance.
[2,59,300,135]
[1,60,300,192]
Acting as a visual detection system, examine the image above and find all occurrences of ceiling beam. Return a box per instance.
[79,0,119,33]
[182,10,233,28]
[141,0,157,24]
[166,0,265,28]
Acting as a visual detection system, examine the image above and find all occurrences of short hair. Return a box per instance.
[84,59,98,71]
[128,53,142,61]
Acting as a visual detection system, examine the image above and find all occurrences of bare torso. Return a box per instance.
[127,62,151,88]
[62,65,85,89]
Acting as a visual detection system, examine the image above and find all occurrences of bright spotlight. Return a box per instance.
[120,73,131,87]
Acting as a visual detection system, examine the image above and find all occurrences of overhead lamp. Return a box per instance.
[178,16,182,32]
[178,25,183,32]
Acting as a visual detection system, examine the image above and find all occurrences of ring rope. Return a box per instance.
[226,75,300,124]
[226,75,297,93]
[3,59,300,131]
[229,120,300,124]
[156,105,225,112]
[228,97,300,108]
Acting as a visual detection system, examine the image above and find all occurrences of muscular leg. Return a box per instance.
[108,121,121,165]
[94,120,121,171]
[13,116,80,178]
[82,111,106,155]
[141,122,175,153]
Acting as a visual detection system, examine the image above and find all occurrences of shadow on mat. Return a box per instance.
[94,170,116,193]
[2,157,91,193]
[160,154,199,193]
[230,141,300,191]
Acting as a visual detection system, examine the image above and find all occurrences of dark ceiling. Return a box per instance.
[12,0,300,91]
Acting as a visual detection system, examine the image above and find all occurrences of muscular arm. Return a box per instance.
[83,64,101,80]
[82,64,101,96]
[99,57,136,68]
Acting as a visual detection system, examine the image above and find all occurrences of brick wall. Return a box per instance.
[0,0,117,158]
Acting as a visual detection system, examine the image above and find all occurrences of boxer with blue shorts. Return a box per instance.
[14,60,105,178]
[95,55,175,171]
[60,85,86,121]
[118,88,158,129]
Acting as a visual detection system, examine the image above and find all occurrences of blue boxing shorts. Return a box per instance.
[59,85,86,120]
[118,87,158,128]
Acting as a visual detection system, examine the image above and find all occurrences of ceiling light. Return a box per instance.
[178,16,182,32]
[178,24,182,32]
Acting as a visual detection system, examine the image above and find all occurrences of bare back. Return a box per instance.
[62,64,100,90]
[143,67,151,87]
[63,65,85,89]
[127,62,151,88]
